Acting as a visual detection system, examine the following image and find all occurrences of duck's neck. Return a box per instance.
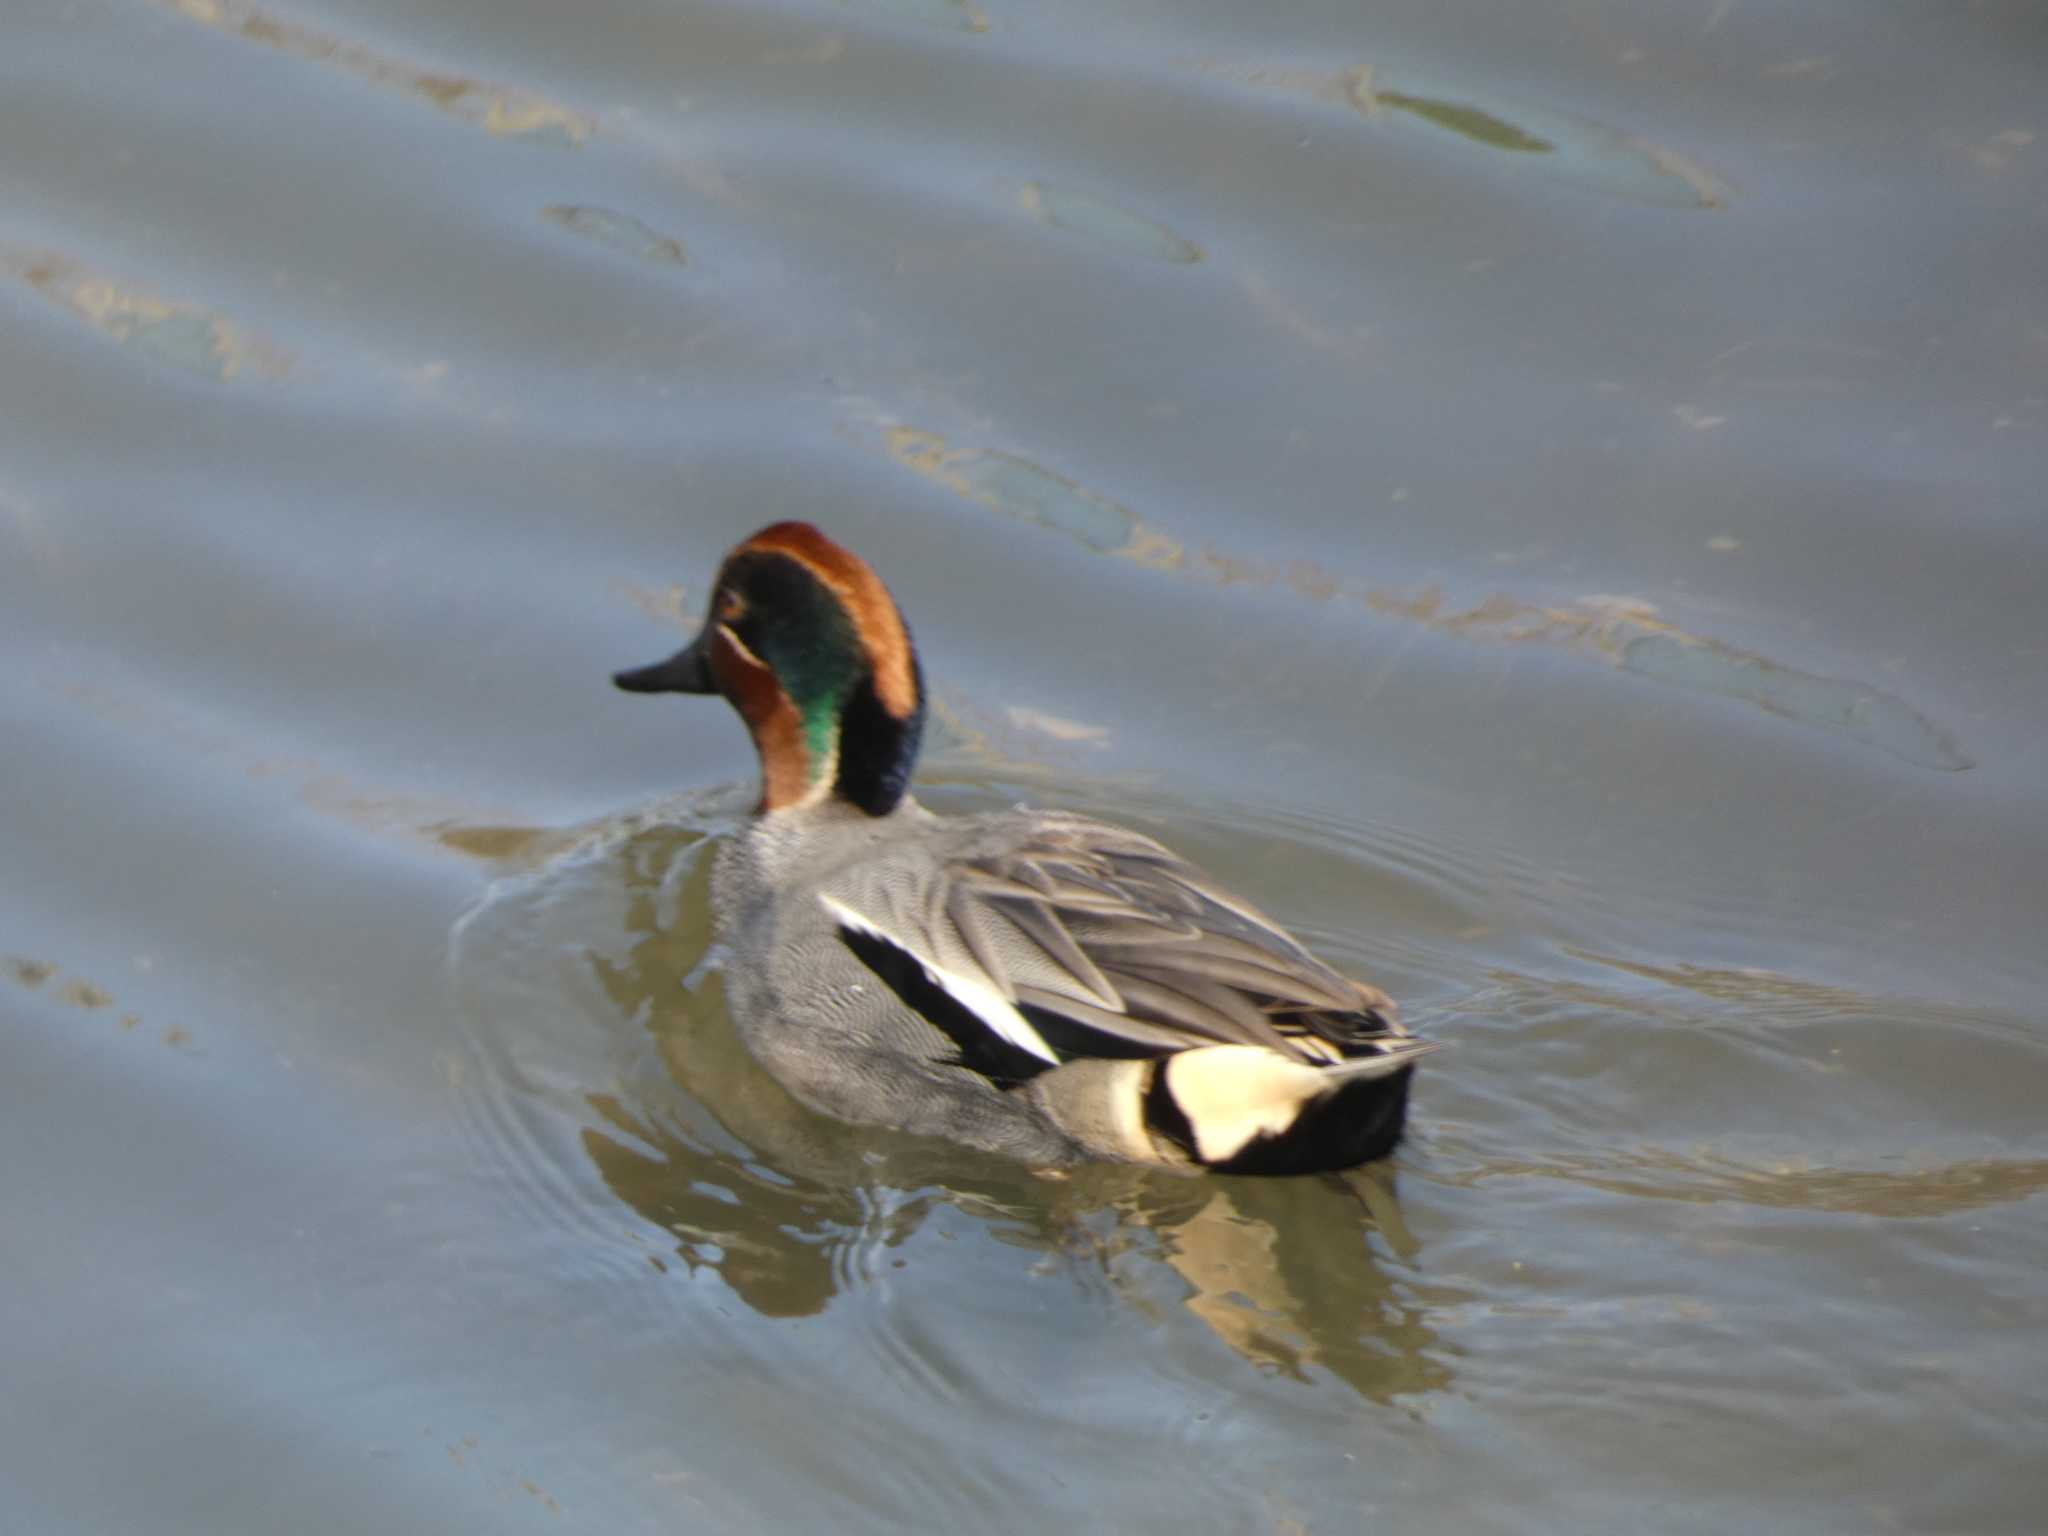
[828,656,925,817]
[745,656,925,818]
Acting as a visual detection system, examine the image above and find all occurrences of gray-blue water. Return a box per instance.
[4,1,2045,1531]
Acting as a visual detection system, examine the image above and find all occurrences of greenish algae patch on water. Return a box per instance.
[1172,61,1729,209]
[1369,589,1969,770]
[1433,1132,2048,1219]
[882,425,1185,568]
[4,956,190,1047]
[1353,82,1552,153]
[1373,93,1549,151]
[870,418,1966,771]
[1,248,291,382]
[1017,184,1203,263]
[153,0,592,144]
[1344,64,1727,208]
[6,957,59,989]
[1621,632,1971,771]
[542,206,688,267]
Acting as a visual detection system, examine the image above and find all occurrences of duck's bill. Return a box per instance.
[612,634,716,694]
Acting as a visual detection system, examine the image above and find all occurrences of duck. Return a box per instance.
[613,522,1431,1175]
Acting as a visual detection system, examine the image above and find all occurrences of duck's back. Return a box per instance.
[707,800,1425,1171]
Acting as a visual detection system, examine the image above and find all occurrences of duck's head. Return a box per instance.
[614,522,926,816]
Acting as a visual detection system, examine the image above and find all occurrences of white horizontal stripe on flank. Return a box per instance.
[820,894,1060,1066]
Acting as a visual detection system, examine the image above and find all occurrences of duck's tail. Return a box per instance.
[1146,1040,1437,1175]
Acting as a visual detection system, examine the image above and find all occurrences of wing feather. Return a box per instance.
[982,895,1121,1010]
[1110,963,1297,1051]
[817,813,1410,1082]
[944,882,1014,998]
[1011,985,1203,1055]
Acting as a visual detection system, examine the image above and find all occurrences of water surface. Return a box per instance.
[4,0,2045,1531]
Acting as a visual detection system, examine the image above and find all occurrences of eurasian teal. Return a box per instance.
[615,522,1430,1174]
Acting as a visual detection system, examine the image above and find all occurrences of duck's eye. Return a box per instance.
[717,589,747,623]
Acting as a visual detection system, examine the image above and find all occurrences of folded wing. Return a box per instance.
[818,816,1423,1086]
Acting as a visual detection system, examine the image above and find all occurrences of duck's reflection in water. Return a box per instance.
[573,819,1452,1403]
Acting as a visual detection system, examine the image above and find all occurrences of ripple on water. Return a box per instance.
[865,417,1973,777]
[432,728,2048,1531]
[1413,939,2048,1227]
[149,0,592,144]
[442,754,2047,1507]
[1015,182,1204,263]
[1342,64,1730,210]
[444,771,1467,1416]
[541,205,689,268]
[1185,56,1728,209]
[1,246,292,383]
[1621,631,1972,771]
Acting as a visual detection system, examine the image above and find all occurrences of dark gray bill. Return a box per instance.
[612,633,716,694]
